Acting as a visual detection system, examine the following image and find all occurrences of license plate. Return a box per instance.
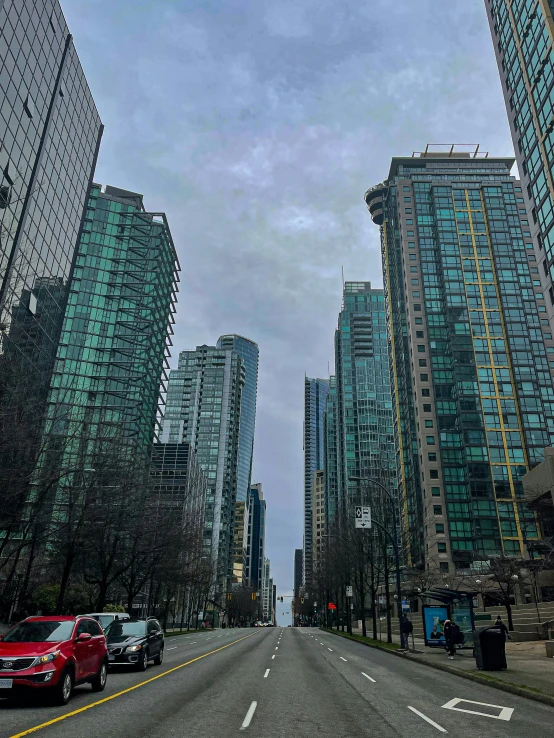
[108,655,115,661]
[0,679,13,688]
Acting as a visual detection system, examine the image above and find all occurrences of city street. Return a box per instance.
[1,626,554,737]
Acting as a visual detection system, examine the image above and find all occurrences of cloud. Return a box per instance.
[62,0,513,600]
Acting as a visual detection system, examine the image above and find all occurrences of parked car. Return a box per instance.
[84,613,131,630]
[104,617,164,671]
[0,616,107,705]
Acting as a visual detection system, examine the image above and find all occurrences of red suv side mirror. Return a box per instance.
[76,632,92,642]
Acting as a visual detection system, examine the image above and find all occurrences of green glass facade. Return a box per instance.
[366,153,554,573]
[333,283,396,515]
[486,0,554,330]
[161,345,244,595]
[39,184,178,496]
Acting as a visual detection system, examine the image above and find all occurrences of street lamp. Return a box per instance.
[349,475,403,648]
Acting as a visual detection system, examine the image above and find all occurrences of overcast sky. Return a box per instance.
[63,0,514,614]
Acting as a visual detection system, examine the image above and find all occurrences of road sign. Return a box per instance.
[346,586,353,597]
[328,603,337,610]
[355,505,371,529]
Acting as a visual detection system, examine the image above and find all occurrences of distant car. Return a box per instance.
[105,618,164,671]
[84,613,131,631]
[0,616,107,705]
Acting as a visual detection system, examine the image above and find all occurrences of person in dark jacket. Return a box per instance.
[443,619,459,658]
[495,616,511,641]
[400,615,413,650]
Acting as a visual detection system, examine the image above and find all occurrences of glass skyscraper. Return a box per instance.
[332,283,396,515]
[0,0,102,368]
[323,375,339,525]
[303,376,329,587]
[162,345,244,595]
[366,149,554,573]
[485,0,554,332]
[246,482,265,592]
[38,184,179,495]
[216,335,259,503]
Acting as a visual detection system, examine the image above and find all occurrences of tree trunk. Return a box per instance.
[505,601,514,632]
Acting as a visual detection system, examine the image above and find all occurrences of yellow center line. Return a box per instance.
[9,631,260,738]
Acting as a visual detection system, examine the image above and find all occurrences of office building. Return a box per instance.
[150,442,207,522]
[485,0,554,332]
[0,0,102,371]
[303,377,329,587]
[311,470,325,574]
[261,558,271,620]
[293,548,303,599]
[365,147,554,573]
[36,185,178,520]
[217,335,259,502]
[333,282,395,517]
[246,482,266,592]
[0,0,102,523]
[323,375,339,526]
[162,345,244,595]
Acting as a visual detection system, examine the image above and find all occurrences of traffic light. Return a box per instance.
[301,598,304,604]
[280,596,284,602]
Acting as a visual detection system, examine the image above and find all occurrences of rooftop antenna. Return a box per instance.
[341,265,345,291]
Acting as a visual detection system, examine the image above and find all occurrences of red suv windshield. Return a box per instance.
[4,621,74,642]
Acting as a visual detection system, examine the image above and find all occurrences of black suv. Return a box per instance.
[104,618,164,671]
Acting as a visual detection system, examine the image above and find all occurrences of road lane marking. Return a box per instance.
[408,707,447,733]
[241,701,258,730]
[361,672,376,683]
[167,647,178,651]
[191,641,197,644]
[441,698,513,722]
[271,655,275,659]
[328,648,333,652]
[9,631,260,738]
[275,647,278,650]
[340,657,347,662]
[264,669,270,678]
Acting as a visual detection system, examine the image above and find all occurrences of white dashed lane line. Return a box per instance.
[407,706,447,733]
[340,657,347,662]
[361,672,376,683]
[241,702,257,730]
[264,669,270,678]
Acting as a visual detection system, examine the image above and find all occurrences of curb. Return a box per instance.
[320,627,554,708]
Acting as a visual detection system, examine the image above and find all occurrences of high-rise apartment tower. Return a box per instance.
[365,148,554,573]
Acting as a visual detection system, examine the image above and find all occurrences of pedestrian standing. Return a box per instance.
[495,615,511,641]
[400,614,413,650]
[443,618,458,659]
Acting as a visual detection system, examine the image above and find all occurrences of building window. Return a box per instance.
[424,419,433,428]
[409,254,417,261]
[408,242,415,248]
[408,231,414,236]
[420,375,429,383]
[414,304,421,311]
[405,208,412,214]
[411,279,419,285]
[410,266,418,273]
[403,186,410,192]
[423,404,431,412]
[416,331,424,338]
[435,523,444,534]
[430,469,439,479]
[406,219,413,225]
[419,359,427,367]
[431,487,440,496]
[418,345,425,352]
[428,453,437,461]
[438,542,447,553]
[440,562,449,573]
[433,505,442,515]
[415,317,423,324]
[404,197,411,202]
[426,436,435,445]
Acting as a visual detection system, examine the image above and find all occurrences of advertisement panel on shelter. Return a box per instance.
[422,605,448,647]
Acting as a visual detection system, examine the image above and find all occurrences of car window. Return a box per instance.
[105,620,146,637]
[4,621,75,642]
[147,620,158,634]
[98,615,114,629]
[76,621,89,637]
[85,619,102,636]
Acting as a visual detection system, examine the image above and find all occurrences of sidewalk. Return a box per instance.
[349,627,554,701]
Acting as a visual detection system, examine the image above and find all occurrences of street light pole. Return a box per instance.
[349,475,404,648]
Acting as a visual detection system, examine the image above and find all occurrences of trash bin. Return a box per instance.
[473,626,507,670]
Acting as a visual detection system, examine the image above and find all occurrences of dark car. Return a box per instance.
[104,618,164,671]
[0,616,107,705]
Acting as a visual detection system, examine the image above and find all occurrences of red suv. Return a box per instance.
[0,616,108,705]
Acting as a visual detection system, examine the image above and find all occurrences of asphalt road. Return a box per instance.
[1,626,554,737]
